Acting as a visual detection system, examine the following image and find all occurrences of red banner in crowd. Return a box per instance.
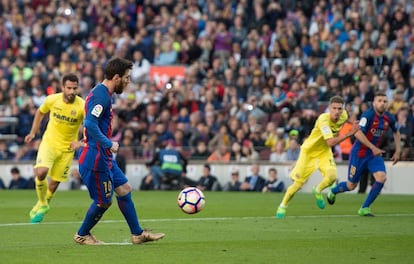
[149,66,186,89]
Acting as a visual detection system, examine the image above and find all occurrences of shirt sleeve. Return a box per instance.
[318,114,334,140]
[84,93,113,149]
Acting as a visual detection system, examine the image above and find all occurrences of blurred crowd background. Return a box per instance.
[0,0,414,163]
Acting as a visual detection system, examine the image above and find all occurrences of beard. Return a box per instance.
[64,93,76,103]
[114,82,125,94]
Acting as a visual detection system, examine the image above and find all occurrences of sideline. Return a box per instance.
[1,213,413,228]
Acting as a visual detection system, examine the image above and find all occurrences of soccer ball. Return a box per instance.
[177,187,205,214]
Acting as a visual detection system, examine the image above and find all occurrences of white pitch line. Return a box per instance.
[0,213,413,228]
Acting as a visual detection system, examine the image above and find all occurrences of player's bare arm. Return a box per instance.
[354,130,385,156]
[24,110,46,143]
[325,121,360,147]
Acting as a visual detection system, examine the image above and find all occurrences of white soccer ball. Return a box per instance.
[177,187,206,214]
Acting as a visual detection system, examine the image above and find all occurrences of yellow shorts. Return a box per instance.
[290,149,336,184]
[34,141,75,182]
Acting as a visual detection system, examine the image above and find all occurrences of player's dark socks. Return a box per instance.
[77,202,107,236]
[117,192,143,235]
[332,181,349,194]
[362,182,384,208]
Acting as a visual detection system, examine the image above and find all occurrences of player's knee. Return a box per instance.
[97,202,112,209]
[115,182,132,196]
[347,182,357,191]
[374,172,387,183]
[35,168,48,180]
[326,170,337,183]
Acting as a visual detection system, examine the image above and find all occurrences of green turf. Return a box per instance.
[0,190,413,264]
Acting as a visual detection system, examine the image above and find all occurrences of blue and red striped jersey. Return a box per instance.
[79,83,114,171]
[353,108,398,158]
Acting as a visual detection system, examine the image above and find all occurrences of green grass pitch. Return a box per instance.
[0,190,413,264]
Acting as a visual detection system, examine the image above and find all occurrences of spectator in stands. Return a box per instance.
[240,163,266,192]
[8,167,28,189]
[240,139,259,162]
[1,0,414,163]
[208,123,231,151]
[154,39,178,66]
[0,140,13,160]
[286,138,301,161]
[262,168,285,193]
[223,168,242,192]
[265,127,288,152]
[269,140,287,162]
[130,50,151,84]
[154,122,174,143]
[192,141,210,160]
[196,164,220,191]
[207,144,231,162]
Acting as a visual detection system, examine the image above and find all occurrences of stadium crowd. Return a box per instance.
[0,0,414,163]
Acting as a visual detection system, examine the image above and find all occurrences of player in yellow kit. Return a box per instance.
[276,96,360,218]
[25,73,85,223]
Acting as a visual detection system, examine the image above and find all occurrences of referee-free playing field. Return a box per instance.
[1,190,413,264]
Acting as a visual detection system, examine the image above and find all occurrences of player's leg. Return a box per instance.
[31,153,73,223]
[316,153,337,192]
[314,153,337,209]
[276,151,315,218]
[328,154,363,205]
[75,167,111,245]
[112,162,165,244]
[30,143,54,221]
[46,152,73,204]
[359,157,386,216]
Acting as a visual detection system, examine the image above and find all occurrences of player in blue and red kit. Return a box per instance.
[327,92,401,216]
[74,57,165,245]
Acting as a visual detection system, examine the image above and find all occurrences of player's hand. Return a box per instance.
[391,151,400,165]
[371,146,386,157]
[110,142,119,153]
[349,121,360,135]
[24,133,35,143]
[69,140,83,151]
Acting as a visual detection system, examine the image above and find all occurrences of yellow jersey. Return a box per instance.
[301,111,348,155]
[39,93,84,151]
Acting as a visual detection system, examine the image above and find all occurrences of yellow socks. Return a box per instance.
[316,171,337,193]
[35,177,48,206]
[280,181,303,207]
[46,189,54,204]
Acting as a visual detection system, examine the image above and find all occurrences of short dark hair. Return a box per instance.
[269,168,277,173]
[11,167,20,174]
[374,91,387,98]
[329,95,345,105]
[104,57,133,80]
[204,164,211,170]
[62,73,79,85]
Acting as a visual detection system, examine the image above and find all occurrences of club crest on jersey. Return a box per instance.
[91,104,103,117]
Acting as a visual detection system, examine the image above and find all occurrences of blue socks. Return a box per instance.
[331,181,349,194]
[77,202,108,236]
[362,182,384,208]
[117,192,143,235]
